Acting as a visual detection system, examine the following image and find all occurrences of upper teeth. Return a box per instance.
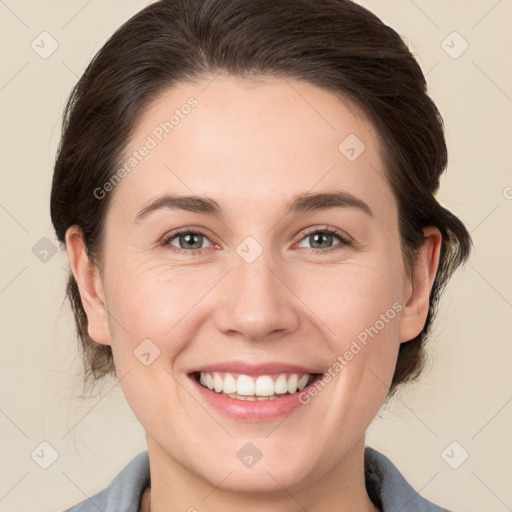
[199,372,313,396]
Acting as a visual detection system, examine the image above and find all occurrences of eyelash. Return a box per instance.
[160,226,352,256]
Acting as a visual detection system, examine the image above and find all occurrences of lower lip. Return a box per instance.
[189,374,322,421]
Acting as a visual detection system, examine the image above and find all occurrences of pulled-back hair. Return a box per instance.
[50,0,472,398]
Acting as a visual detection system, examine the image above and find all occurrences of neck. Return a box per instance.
[143,434,380,512]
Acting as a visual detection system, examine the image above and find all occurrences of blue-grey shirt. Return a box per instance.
[63,447,452,511]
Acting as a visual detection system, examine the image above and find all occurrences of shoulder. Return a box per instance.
[364,446,454,512]
[61,451,150,512]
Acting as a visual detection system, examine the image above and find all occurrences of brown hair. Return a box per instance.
[50,0,472,398]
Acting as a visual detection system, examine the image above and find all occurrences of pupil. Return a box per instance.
[312,233,331,248]
[182,233,202,249]
[179,233,333,250]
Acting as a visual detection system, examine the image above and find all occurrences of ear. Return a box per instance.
[65,225,111,346]
[398,226,443,343]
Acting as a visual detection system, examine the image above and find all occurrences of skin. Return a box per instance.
[66,74,441,512]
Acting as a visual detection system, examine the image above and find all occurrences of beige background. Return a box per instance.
[0,1,511,511]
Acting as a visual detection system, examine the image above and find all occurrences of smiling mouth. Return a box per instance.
[190,371,322,401]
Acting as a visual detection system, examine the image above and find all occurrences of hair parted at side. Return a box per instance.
[50,0,472,398]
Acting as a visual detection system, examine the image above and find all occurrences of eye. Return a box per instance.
[161,226,352,255]
[162,229,213,254]
[295,226,352,254]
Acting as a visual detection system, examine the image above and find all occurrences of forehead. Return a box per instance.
[108,75,394,220]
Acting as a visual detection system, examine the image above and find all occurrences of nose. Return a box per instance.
[213,250,300,342]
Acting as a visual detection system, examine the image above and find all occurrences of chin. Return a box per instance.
[202,465,309,497]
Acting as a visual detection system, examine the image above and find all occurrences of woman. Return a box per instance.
[50,0,472,510]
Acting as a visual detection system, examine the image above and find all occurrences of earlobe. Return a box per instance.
[65,226,112,346]
[398,226,443,343]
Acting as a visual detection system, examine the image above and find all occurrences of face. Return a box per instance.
[70,75,439,498]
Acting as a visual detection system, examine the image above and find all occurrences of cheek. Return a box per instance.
[296,254,403,344]
[104,243,404,366]
[103,263,202,361]
[300,254,403,401]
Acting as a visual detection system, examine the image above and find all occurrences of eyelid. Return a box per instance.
[161,225,353,254]
[160,226,218,252]
[297,225,353,245]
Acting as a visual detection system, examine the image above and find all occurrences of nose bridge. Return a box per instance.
[214,239,298,340]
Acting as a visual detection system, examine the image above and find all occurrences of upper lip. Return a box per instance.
[189,361,323,376]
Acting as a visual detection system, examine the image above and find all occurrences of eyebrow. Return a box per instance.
[134,190,373,223]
